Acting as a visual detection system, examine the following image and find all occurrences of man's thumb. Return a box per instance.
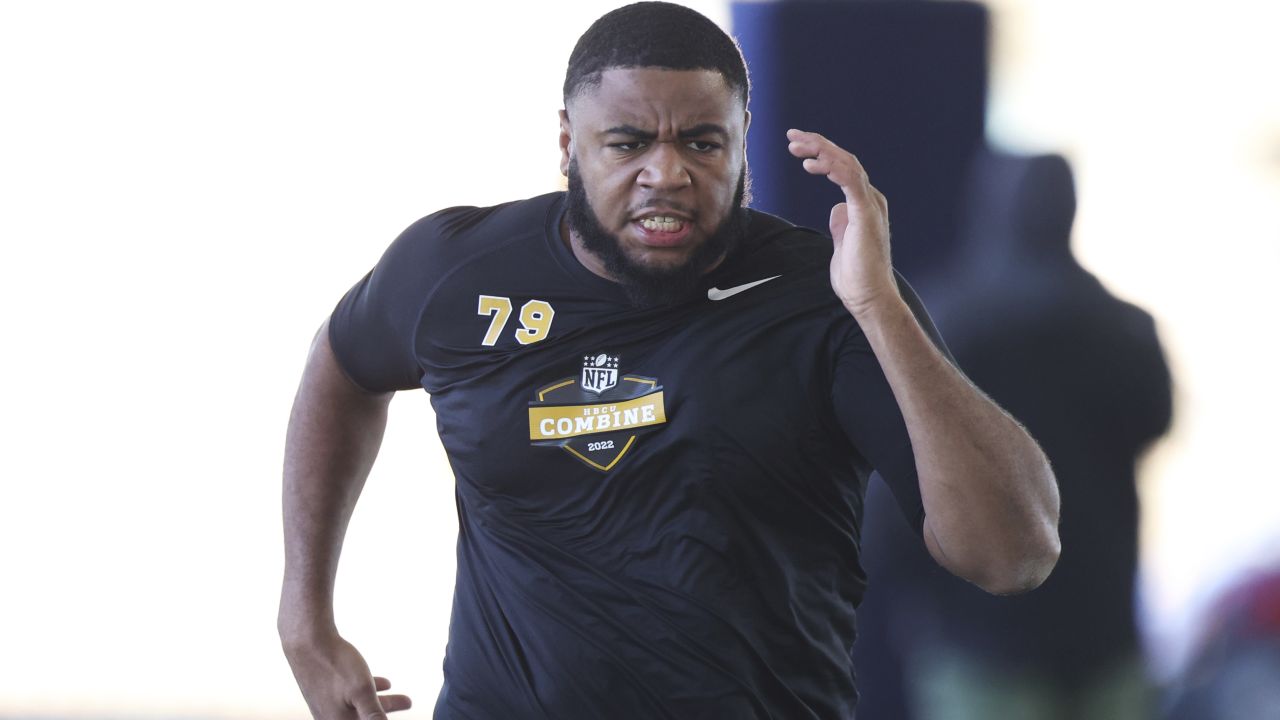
[829,202,849,241]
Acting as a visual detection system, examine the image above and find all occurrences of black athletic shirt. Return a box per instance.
[329,191,942,719]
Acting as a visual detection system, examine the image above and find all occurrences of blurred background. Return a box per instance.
[0,1,1276,718]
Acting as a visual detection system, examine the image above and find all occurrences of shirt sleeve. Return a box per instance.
[328,216,443,393]
[831,272,952,536]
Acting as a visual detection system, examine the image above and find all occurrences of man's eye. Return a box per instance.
[610,141,647,152]
[687,140,720,152]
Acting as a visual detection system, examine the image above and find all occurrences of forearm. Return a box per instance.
[855,296,1060,594]
[279,323,393,642]
[783,128,1059,593]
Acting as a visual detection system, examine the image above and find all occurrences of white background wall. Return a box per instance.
[0,1,1276,717]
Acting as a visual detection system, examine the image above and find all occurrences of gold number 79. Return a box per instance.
[478,295,555,346]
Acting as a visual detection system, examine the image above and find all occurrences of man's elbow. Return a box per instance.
[928,514,1061,596]
[974,525,1061,596]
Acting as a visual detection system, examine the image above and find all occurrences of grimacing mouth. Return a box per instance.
[636,216,688,232]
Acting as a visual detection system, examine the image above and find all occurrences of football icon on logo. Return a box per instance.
[593,353,609,367]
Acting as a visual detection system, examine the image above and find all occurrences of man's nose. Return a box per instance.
[637,142,691,190]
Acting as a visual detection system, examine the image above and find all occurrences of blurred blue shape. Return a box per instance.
[732,0,988,280]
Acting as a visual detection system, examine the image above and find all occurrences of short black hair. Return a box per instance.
[563,2,750,107]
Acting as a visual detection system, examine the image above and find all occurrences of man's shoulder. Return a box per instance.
[358,191,562,305]
[736,207,833,270]
[400,191,562,253]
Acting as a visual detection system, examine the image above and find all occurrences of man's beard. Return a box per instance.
[565,160,750,307]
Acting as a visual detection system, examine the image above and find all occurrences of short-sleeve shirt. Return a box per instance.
[330,191,941,719]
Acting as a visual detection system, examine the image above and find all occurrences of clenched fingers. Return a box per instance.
[350,676,411,719]
[378,694,413,713]
[371,676,412,713]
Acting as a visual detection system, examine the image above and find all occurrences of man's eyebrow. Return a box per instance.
[603,125,657,139]
[601,123,730,140]
[678,123,730,140]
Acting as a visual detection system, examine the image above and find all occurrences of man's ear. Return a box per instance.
[559,109,572,177]
[742,109,752,149]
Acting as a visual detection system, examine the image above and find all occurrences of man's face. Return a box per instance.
[560,67,750,305]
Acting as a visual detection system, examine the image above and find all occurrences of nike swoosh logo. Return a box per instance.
[707,275,782,301]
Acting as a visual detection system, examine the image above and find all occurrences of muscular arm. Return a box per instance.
[280,319,392,639]
[858,297,1060,594]
[788,128,1060,594]
[279,319,410,718]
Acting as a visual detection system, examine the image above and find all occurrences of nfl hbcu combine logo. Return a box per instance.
[528,353,667,472]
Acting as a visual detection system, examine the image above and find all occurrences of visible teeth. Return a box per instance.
[640,216,684,232]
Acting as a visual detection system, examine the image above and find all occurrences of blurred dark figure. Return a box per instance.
[855,148,1174,720]
[1163,566,1280,720]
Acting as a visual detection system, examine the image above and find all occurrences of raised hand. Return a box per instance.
[282,632,412,720]
[786,128,898,318]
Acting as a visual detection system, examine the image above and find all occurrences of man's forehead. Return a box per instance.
[569,67,745,123]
